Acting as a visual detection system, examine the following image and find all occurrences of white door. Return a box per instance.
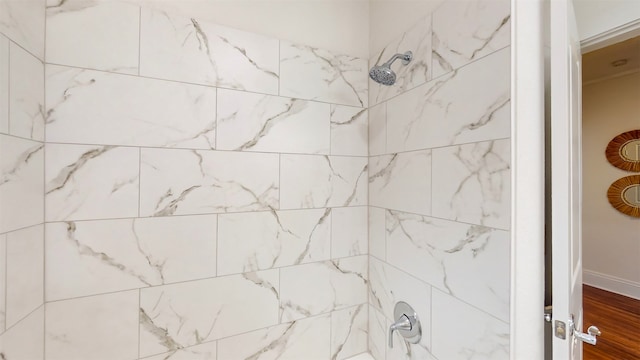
[550,0,599,358]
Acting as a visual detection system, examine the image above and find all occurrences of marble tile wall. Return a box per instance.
[0,0,46,358]
[30,1,369,359]
[367,0,512,359]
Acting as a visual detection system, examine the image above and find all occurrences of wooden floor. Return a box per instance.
[583,285,640,360]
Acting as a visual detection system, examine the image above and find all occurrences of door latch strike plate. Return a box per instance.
[555,320,566,340]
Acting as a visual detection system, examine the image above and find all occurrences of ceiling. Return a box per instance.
[583,35,640,84]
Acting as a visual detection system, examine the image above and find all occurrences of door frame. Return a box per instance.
[510,0,546,358]
[510,1,640,359]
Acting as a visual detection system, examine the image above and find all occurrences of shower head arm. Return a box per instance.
[383,51,413,67]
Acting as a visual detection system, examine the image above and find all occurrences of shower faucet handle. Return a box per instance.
[388,301,422,348]
[389,314,412,348]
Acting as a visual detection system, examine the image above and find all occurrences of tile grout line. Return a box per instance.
[42,4,48,356]
[44,61,367,109]
[44,254,369,305]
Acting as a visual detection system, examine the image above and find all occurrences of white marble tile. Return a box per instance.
[46,1,139,74]
[0,0,45,60]
[0,35,8,134]
[369,207,386,261]
[368,257,434,360]
[368,257,430,336]
[369,151,431,215]
[387,330,437,360]
[432,139,510,230]
[432,0,511,78]
[9,42,44,141]
[5,225,43,328]
[0,305,44,360]
[217,89,329,154]
[217,313,330,360]
[369,15,432,106]
[280,41,368,107]
[46,215,217,301]
[217,208,330,276]
[331,304,368,360]
[331,105,368,156]
[386,210,510,321]
[141,342,217,360]
[368,305,386,360]
[45,290,139,360]
[140,148,279,216]
[332,206,368,258]
[280,155,367,209]
[140,8,279,94]
[280,256,367,322]
[346,353,376,360]
[368,102,386,156]
[46,65,217,149]
[431,290,509,360]
[386,47,510,153]
[139,270,280,357]
[0,135,44,233]
[45,144,139,222]
[0,234,5,332]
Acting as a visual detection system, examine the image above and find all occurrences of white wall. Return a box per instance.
[369,0,444,56]
[138,0,371,57]
[574,0,640,41]
[582,71,640,299]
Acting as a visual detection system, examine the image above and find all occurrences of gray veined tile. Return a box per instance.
[139,270,280,357]
[140,8,279,94]
[217,313,330,360]
[368,102,386,156]
[45,215,217,301]
[279,256,367,322]
[280,41,368,107]
[45,290,139,360]
[386,210,510,322]
[368,207,386,261]
[45,144,139,222]
[141,342,217,360]
[5,225,44,329]
[0,305,44,360]
[331,304,368,360]
[217,208,330,276]
[0,0,45,60]
[368,305,387,360]
[369,15,432,106]
[0,35,9,134]
[432,139,511,230]
[386,47,511,153]
[9,42,44,141]
[432,0,511,78]
[280,155,368,209]
[432,289,509,360]
[368,257,434,360]
[140,148,279,217]
[46,65,217,149]
[217,89,330,154]
[331,206,368,258]
[330,105,368,157]
[0,135,44,233]
[46,1,140,74]
[369,151,431,216]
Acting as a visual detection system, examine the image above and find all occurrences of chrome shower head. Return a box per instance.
[369,51,413,86]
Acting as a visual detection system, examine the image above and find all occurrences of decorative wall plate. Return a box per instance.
[605,129,640,172]
[607,175,640,218]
